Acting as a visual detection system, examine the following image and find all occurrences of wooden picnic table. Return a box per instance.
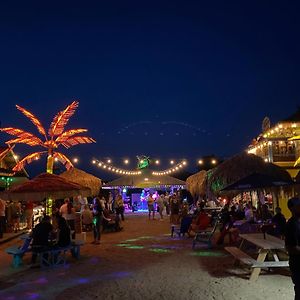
[239,233,288,281]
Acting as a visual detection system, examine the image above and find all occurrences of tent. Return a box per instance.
[103,169,186,189]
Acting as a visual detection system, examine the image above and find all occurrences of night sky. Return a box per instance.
[0,1,299,179]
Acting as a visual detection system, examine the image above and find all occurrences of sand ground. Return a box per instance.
[0,213,294,300]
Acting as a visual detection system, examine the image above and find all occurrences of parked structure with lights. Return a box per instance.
[247,110,300,177]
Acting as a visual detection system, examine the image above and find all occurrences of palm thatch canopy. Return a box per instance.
[103,169,186,189]
[60,167,101,196]
[186,170,207,197]
[208,152,292,195]
[1,173,91,202]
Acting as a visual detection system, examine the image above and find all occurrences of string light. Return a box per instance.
[124,159,129,164]
[152,159,187,176]
[155,160,160,164]
[170,160,174,165]
[92,158,142,175]
[73,158,79,163]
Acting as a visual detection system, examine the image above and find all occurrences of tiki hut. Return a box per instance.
[186,170,207,198]
[208,152,292,195]
[1,173,91,202]
[60,167,102,196]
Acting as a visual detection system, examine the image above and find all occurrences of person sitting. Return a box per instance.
[188,208,211,237]
[31,216,53,265]
[82,204,93,231]
[55,216,71,247]
[272,206,286,238]
[102,209,122,232]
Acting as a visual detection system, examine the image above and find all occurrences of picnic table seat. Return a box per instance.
[36,239,84,268]
[225,247,289,271]
[5,236,32,268]
[225,246,256,265]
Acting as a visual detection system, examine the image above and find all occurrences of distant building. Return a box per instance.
[247,108,300,178]
[0,146,28,190]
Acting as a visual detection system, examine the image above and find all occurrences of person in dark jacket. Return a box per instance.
[285,197,300,300]
[31,216,53,264]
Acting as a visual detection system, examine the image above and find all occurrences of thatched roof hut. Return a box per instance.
[186,170,207,198]
[1,173,91,202]
[60,168,102,196]
[208,152,292,195]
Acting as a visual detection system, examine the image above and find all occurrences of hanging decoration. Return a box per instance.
[92,157,187,176]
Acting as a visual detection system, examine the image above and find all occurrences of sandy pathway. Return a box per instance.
[0,213,294,300]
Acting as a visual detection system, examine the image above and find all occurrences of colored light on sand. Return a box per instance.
[125,245,144,249]
[149,248,171,253]
[190,251,225,257]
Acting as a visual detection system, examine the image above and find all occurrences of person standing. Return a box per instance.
[147,193,155,220]
[92,197,103,244]
[60,198,76,239]
[170,195,180,224]
[115,195,125,221]
[0,198,6,239]
[156,194,164,220]
[25,200,34,230]
[11,201,21,232]
[285,197,300,300]
[108,192,113,213]
[164,193,170,215]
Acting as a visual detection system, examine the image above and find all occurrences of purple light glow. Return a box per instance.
[34,277,48,284]
[77,278,90,284]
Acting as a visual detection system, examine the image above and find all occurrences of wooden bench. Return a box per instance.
[225,247,256,265]
[252,261,289,268]
[5,237,32,268]
[225,247,289,269]
[37,240,84,268]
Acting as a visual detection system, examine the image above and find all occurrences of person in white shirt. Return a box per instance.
[59,198,76,239]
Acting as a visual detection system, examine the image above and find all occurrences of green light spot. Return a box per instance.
[190,251,225,257]
[116,243,132,247]
[138,236,153,239]
[123,238,139,242]
[149,248,171,253]
[125,245,144,250]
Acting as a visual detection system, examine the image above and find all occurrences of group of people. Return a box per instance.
[0,199,35,238]
[146,191,188,223]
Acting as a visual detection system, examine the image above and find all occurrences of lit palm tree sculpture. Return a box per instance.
[0,101,95,215]
[0,101,95,174]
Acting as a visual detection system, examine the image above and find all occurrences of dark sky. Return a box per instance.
[0,1,299,179]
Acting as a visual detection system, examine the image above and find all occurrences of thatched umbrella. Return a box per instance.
[60,167,101,196]
[1,173,91,202]
[186,170,207,198]
[208,152,291,195]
